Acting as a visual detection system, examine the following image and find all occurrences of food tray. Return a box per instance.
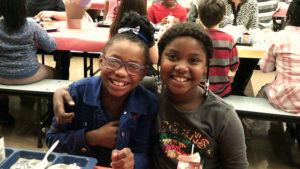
[0,148,16,165]
[51,154,97,168]
[0,147,97,169]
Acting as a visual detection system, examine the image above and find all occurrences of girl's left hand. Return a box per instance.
[110,148,134,169]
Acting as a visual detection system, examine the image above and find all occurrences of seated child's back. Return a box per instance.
[199,0,239,97]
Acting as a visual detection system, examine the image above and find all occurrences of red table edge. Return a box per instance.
[94,166,111,169]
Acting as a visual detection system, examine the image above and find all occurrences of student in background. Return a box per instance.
[256,0,300,144]
[103,0,121,21]
[26,0,65,17]
[220,0,259,96]
[110,0,147,36]
[220,0,258,30]
[257,0,279,29]
[187,0,202,22]
[0,0,56,125]
[46,12,158,168]
[148,0,187,26]
[198,0,239,97]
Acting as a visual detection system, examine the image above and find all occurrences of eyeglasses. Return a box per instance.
[103,56,145,75]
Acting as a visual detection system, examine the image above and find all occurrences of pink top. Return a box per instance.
[148,2,187,24]
[260,26,300,113]
[105,0,120,20]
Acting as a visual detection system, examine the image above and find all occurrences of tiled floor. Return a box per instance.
[1,55,300,169]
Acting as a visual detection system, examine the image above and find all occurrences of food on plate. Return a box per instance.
[39,22,54,28]
[47,163,81,169]
[10,158,42,169]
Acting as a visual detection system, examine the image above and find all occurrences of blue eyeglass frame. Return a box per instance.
[103,55,145,75]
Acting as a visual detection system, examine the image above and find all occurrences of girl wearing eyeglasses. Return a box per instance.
[46,12,157,168]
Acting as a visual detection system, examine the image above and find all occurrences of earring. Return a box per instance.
[156,65,162,94]
[205,79,209,96]
[156,77,162,94]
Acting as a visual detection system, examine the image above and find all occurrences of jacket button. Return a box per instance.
[121,132,125,137]
[124,111,127,115]
[84,122,87,127]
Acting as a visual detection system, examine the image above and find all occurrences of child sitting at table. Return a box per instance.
[51,22,248,168]
[46,11,158,168]
[103,0,121,22]
[26,0,65,17]
[34,0,93,23]
[198,0,239,97]
[0,0,56,125]
[145,22,248,169]
[148,0,187,26]
[256,0,300,144]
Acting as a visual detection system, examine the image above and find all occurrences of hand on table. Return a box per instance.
[53,87,75,124]
[110,148,134,169]
[35,11,54,20]
[85,121,119,148]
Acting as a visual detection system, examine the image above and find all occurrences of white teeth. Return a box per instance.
[112,80,126,86]
[174,76,187,82]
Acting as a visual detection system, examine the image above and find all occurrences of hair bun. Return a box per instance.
[119,11,155,47]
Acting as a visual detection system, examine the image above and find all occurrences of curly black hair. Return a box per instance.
[0,0,27,32]
[286,0,300,26]
[103,12,154,66]
[157,22,213,66]
[109,0,147,37]
[118,11,155,47]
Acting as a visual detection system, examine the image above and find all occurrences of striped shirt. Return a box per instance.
[257,0,279,29]
[203,29,239,97]
[260,26,300,113]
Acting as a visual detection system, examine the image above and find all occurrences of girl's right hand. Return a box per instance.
[85,121,120,148]
[53,87,75,124]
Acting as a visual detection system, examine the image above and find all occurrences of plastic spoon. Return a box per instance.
[35,140,59,169]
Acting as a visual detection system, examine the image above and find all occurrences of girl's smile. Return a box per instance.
[160,36,207,97]
[100,39,146,98]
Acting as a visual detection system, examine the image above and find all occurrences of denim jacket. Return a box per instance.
[46,76,158,168]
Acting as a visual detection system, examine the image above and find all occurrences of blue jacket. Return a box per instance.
[46,76,158,168]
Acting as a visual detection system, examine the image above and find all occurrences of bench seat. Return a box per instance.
[0,79,73,148]
[223,95,300,123]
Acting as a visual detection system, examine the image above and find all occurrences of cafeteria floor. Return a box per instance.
[1,55,300,169]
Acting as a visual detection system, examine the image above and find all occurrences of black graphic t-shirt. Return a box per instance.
[144,81,248,169]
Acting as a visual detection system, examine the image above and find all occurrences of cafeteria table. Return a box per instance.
[42,20,271,79]
[90,0,105,10]
[41,21,110,79]
[237,46,267,59]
